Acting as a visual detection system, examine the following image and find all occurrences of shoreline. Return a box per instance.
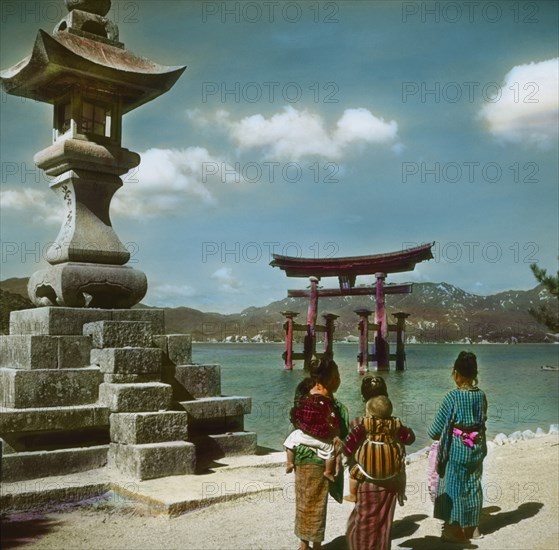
[192,341,558,345]
[2,428,558,549]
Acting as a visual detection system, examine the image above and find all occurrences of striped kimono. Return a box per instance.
[428,387,488,528]
[345,416,414,550]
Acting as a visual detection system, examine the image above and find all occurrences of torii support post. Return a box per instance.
[374,272,389,370]
[281,311,299,370]
[355,308,373,374]
[304,276,320,370]
[393,312,410,371]
[322,313,339,358]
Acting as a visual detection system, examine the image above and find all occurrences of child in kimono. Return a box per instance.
[284,377,341,482]
[344,390,415,503]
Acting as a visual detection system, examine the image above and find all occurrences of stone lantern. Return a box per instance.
[1,0,186,308]
[0,1,257,489]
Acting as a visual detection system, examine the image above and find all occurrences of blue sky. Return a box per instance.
[1,0,558,313]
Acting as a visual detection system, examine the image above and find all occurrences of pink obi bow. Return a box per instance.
[452,427,479,447]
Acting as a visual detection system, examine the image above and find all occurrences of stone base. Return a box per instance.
[99,383,172,413]
[91,348,163,375]
[192,432,258,461]
[9,307,165,336]
[84,320,153,348]
[0,335,92,370]
[108,441,196,480]
[110,411,188,444]
[0,404,110,434]
[1,306,258,483]
[162,363,221,401]
[27,262,147,309]
[178,396,251,436]
[179,396,252,420]
[154,334,192,366]
[2,445,109,482]
[0,367,102,408]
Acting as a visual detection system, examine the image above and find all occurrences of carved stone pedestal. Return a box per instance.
[28,262,147,308]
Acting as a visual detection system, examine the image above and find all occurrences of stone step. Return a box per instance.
[108,441,196,480]
[99,382,172,413]
[162,363,221,400]
[178,396,252,420]
[9,307,165,336]
[0,335,92,369]
[178,396,252,435]
[110,310,165,335]
[154,334,192,366]
[191,432,258,463]
[1,445,109,482]
[0,367,103,408]
[83,320,153,348]
[90,348,163,375]
[0,404,109,434]
[110,411,188,444]
[102,373,161,384]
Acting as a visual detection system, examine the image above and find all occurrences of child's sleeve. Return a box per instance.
[398,425,416,445]
[342,422,366,456]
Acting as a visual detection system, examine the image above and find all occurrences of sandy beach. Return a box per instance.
[2,432,558,550]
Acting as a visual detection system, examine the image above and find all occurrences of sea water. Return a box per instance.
[192,343,559,451]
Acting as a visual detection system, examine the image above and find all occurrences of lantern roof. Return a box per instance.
[0,29,186,113]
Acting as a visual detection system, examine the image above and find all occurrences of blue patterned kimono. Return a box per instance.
[428,387,488,527]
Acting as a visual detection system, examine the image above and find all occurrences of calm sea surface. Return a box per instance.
[192,343,559,452]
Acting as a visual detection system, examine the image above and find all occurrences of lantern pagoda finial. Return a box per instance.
[65,0,112,16]
[56,0,121,47]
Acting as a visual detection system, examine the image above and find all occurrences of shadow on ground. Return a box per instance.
[399,501,544,549]
[392,513,429,539]
[0,513,64,549]
[323,535,348,550]
[480,502,543,535]
[395,535,479,549]
[321,513,429,550]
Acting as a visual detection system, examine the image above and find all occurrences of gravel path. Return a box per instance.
[2,434,558,550]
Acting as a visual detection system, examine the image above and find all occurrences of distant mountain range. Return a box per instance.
[0,278,555,343]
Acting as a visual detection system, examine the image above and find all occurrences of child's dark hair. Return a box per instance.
[293,377,314,404]
[309,357,339,385]
[290,377,314,426]
[361,375,388,401]
[453,351,478,380]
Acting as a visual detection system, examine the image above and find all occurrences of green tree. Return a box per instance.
[529,263,559,332]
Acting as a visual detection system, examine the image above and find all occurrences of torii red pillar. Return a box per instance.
[374,272,389,370]
[322,313,338,358]
[304,276,319,370]
[281,311,299,370]
[355,308,373,374]
[394,312,410,371]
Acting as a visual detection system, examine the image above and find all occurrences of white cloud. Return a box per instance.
[479,58,558,148]
[334,108,398,146]
[190,106,399,161]
[113,147,242,218]
[0,188,62,224]
[1,148,243,223]
[211,267,242,292]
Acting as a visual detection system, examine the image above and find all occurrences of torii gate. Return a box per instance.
[270,242,434,372]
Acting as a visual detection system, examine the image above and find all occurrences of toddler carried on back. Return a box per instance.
[343,376,415,503]
[284,376,341,482]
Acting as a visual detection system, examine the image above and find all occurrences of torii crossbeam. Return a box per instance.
[270,243,434,371]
